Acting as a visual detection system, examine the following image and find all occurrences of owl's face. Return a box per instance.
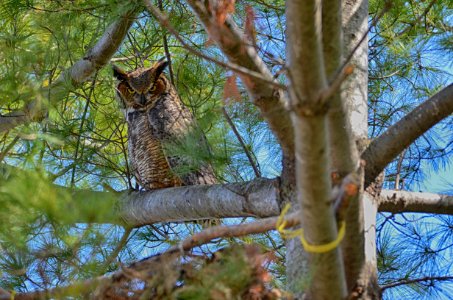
[113,58,170,110]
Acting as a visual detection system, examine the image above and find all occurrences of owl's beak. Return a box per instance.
[139,93,147,105]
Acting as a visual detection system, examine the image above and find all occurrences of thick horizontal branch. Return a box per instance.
[0,9,137,133]
[4,162,451,224]
[71,181,453,225]
[378,190,453,215]
[118,178,281,227]
[363,83,453,187]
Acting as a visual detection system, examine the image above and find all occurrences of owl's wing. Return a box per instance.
[147,94,217,185]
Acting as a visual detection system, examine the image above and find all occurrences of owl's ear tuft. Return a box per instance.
[112,65,128,81]
[153,57,169,78]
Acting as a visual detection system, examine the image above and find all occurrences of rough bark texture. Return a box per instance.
[363,83,453,187]
[0,9,137,133]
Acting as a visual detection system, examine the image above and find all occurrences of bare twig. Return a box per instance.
[71,74,97,187]
[171,212,299,254]
[394,149,406,190]
[0,135,20,162]
[157,0,175,86]
[222,107,261,178]
[381,275,453,291]
[100,227,133,271]
[319,64,355,104]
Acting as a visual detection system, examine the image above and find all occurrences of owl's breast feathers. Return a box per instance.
[126,92,216,189]
[126,108,181,189]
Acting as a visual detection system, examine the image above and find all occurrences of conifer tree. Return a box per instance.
[0,0,451,299]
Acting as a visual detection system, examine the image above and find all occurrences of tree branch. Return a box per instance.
[119,178,280,226]
[0,8,138,133]
[381,275,453,292]
[378,190,453,215]
[286,0,347,297]
[184,0,294,155]
[144,1,286,90]
[222,107,261,178]
[4,163,452,224]
[362,83,453,187]
[45,183,453,225]
[170,211,299,253]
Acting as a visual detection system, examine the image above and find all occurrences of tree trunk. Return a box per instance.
[341,0,381,298]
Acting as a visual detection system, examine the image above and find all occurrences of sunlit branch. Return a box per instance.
[378,190,453,215]
[363,83,453,187]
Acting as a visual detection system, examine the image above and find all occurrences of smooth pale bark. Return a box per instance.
[186,0,294,155]
[356,194,381,299]
[0,9,137,133]
[341,0,375,296]
[286,0,347,298]
[68,184,453,225]
[323,0,359,174]
[119,178,280,226]
[363,83,453,187]
[378,190,453,215]
[342,0,369,142]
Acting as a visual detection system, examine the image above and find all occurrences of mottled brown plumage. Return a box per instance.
[113,58,216,190]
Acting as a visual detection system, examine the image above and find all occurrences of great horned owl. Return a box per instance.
[113,58,217,190]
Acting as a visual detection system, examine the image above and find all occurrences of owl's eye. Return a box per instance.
[127,88,135,94]
[150,85,157,92]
